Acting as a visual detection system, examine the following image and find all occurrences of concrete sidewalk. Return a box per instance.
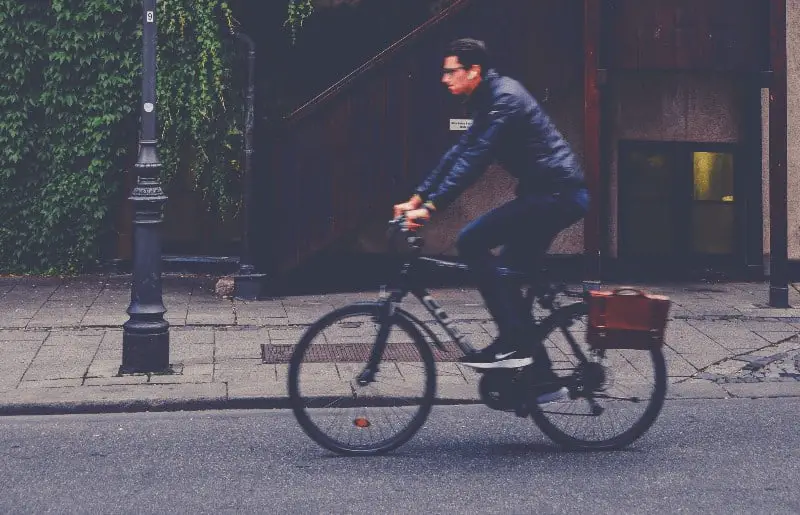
[1,274,800,415]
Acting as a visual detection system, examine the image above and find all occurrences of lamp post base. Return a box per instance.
[769,285,789,308]
[120,329,170,374]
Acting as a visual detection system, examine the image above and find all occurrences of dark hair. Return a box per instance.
[445,38,491,76]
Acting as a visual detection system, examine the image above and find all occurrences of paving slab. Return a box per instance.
[667,379,731,399]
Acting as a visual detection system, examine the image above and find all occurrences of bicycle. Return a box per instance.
[287,216,668,456]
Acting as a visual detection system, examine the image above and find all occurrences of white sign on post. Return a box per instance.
[449,119,473,131]
[146,11,154,23]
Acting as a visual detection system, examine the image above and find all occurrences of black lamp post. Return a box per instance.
[121,0,170,373]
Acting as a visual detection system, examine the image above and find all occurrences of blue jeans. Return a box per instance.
[456,188,589,366]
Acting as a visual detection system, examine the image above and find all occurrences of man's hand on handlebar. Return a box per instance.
[393,194,436,232]
[393,194,423,219]
[402,207,431,232]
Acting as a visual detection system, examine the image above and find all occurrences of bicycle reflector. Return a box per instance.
[353,417,371,428]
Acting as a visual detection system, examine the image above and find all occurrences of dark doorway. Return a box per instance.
[618,141,754,275]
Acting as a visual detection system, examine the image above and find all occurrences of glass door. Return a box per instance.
[619,142,741,268]
[691,151,735,256]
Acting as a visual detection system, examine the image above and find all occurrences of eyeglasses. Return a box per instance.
[441,66,465,76]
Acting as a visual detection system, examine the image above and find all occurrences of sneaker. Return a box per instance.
[531,370,568,404]
[535,385,568,404]
[458,346,534,369]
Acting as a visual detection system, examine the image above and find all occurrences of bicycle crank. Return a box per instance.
[478,370,519,412]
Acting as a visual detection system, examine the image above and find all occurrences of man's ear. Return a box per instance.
[468,65,481,80]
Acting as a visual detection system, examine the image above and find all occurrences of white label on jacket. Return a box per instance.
[449,119,473,131]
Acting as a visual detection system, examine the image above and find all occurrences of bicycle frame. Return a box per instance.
[291,221,667,454]
[390,256,479,356]
[356,230,591,386]
[356,254,477,386]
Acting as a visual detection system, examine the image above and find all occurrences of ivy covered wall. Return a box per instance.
[0,0,268,274]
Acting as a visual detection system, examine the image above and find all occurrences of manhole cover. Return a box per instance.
[261,341,463,363]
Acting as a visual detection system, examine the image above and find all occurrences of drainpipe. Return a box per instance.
[231,28,266,300]
[768,0,788,307]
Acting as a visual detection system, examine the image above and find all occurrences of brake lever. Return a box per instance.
[388,215,411,233]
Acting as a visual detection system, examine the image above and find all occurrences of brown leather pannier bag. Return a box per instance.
[587,287,671,350]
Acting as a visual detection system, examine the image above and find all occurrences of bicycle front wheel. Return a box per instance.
[529,302,668,450]
[288,303,436,456]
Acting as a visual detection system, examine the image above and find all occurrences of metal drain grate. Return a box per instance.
[261,341,463,363]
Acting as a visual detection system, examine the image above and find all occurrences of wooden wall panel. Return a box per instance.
[265,0,584,273]
[603,0,768,71]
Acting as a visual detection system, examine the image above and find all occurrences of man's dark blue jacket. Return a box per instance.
[415,69,585,211]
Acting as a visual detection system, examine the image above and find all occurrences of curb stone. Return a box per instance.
[3,386,800,417]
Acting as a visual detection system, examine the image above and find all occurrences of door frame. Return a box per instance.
[617,140,755,273]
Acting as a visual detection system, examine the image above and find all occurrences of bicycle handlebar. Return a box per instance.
[388,216,424,251]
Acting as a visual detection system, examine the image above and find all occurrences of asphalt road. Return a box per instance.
[1,398,798,514]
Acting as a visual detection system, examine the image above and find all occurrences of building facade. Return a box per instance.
[160,0,800,288]
[317,0,796,282]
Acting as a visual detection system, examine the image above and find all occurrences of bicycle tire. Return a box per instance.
[529,302,668,450]
[288,303,437,456]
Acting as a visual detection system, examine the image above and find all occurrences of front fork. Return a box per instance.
[356,295,399,386]
[357,261,416,386]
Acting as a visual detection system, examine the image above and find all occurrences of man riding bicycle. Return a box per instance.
[393,38,589,399]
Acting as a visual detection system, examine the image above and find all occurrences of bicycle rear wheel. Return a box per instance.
[288,303,436,456]
[529,302,667,450]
